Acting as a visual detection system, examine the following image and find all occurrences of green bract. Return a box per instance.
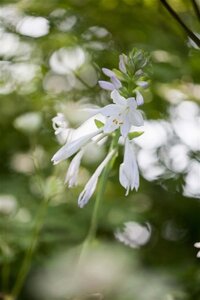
[128,131,144,140]
[94,119,105,128]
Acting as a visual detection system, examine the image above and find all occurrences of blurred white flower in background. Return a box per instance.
[14,112,42,133]
[50,47,85,75]
[115,221,151,248]
[194,242,200,258]
[0,194,17,215]
[16,16,49,38]
[29,244,178,300]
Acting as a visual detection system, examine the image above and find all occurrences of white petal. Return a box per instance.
[120,116,131,137]
[102,68,115,77]
[119,163,129,194]
[119,139,140,195]
[52,129,102,164]
[111,76,122,89]
[103,116,119,133]
[78,177,98,208]
[78,150,115,208]
[65,149,84,188]
[111,89,126,105]
[127,97,137,110]
[131,161,139,191]
[129,110,144,127]
[98,80,115,90]
[100,104,122,117]
[136,91,144,106]
[52,113,67,131]
[56,128,73,145]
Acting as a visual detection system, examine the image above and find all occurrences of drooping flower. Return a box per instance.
[52,128,102,165]
[119,138,139,195]
[65,149,84,188]
[99,89,144,137]
[78,150,115,208]
[98,68,122,91]
[52,113,73,144]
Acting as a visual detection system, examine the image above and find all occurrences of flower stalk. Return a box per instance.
[78,132,119,263]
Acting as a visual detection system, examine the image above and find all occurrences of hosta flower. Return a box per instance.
[119,138,139,195]
[65,149,84,188]
[52,128,102,165]
[78,150,115,208]
[98,68,122,91]
[52,113,73,144]
[52,49,150,207]
[100,89,144,137]
[52,113,67,135]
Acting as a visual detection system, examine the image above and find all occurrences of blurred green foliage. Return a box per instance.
[0,0,200,299]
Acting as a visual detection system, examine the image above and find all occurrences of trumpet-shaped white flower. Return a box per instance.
[52,113,73,144]
[98,68,122,91]
[78,150,115,208]
[65,149,84,188]
[52,129,102,165]
[119,138,139,195]
[100,89,144,137]
[52,113,67,134]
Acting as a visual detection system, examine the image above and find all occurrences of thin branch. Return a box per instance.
[191,0,200,22]
[160,0,200,47]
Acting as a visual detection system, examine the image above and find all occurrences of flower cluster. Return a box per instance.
[52,49,150,208]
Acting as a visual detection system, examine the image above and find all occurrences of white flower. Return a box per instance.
[51,129,102,165]
[52,113,73,144]
[194,242,200,258]
[100,89,144,137]
[119,138,139,195]
[115,221,151,248]
[65,149,84,188]
[52,113,67,134]
[78,150,115,208]
[98,68,122,91]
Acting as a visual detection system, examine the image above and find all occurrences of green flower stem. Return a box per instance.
[2,256,10,294]
[78,132,119,264]
[11,197,50,300]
